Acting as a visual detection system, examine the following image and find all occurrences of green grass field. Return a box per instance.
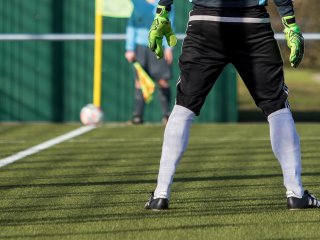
[0,123,320,239]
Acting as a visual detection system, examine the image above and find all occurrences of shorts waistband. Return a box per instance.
[189,15,270,23]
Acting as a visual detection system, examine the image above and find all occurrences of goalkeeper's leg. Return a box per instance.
[268,108,304,197]
[154,105,195,199]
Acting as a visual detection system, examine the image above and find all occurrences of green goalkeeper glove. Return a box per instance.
[148,5,177,59]
[282,16,304,68]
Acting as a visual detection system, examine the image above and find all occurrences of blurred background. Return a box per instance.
[0,0,319,123]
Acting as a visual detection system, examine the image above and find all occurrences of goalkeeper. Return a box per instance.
[145,0,320,210]
[125,0,175,125]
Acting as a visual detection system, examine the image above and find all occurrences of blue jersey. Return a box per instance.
[125,0,175,51]
[158,0,294,16]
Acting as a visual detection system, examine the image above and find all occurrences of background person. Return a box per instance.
[125,0,175,125]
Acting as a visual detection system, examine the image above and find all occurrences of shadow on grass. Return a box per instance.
[239,110,320,122]
[0,173,282,190]
[0,201,286,228]
[0,223,250,239]
[0,171,320,190]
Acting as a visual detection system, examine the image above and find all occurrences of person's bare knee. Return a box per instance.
[135,79,141,89]
[158,79,169,88]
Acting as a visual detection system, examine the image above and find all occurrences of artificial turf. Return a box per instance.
[0,123,319,239]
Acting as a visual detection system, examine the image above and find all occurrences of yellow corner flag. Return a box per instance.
[101,0,133,18]
[93,0,133,107]
[133,62,156,104]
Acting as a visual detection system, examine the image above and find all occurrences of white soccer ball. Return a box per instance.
[80,104,103,126]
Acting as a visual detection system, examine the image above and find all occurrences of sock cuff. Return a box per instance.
[267,108,291,121]
[286,190,304,198]
[173,105,196,117]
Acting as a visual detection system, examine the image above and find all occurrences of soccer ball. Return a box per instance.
[80,104,103,126]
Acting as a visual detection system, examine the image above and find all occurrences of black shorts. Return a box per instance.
[177,6,288,116]
[134,45,172,81]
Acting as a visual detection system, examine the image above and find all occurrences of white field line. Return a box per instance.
[0,125,95,168]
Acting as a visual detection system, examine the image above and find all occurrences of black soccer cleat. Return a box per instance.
[287,190,320,210]
[145,192,169,210]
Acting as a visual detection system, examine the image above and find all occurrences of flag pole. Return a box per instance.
[93,0,103,107]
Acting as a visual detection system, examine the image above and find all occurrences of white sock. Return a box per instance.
[154,105,195,199]
[268,108,304,197]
